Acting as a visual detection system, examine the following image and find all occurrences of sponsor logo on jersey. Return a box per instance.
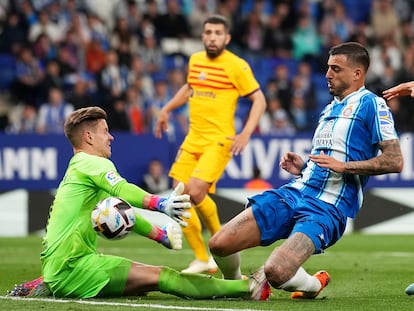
[314,120,334,148]
[378,106,394,131]
[105,171,123,186]
[195,90,216,98]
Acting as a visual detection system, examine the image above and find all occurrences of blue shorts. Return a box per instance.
[249,186,347,254]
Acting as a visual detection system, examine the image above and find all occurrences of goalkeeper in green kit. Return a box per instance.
[8,106,271,301]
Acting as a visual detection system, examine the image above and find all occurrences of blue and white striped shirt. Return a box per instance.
[286,87,398,218]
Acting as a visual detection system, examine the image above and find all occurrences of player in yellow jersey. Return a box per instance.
[155,14,266,275]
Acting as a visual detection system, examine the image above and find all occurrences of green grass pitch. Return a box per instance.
[0,233,413,310]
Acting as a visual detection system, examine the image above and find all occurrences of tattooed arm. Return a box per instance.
[309,139,403,175]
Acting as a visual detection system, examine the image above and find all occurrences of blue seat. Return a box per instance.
[260,57,299,84]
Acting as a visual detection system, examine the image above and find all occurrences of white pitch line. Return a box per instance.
[0,296,271,311]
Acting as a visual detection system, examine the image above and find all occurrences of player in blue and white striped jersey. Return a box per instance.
[209,42,404,300]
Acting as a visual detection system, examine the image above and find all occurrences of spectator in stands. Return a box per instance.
[319,2,355,44]
[294,61,316,102]
[369,58,398,97]
[45,1,68,27]
[68,12,91,48]
[274,0,297,34]
[250,0,273,23]
[110,16,140,56]
[140,158,170,194]
[289,94,309,132]
[244,165,272,190]
[28,9,63,45]
[0,12,28,55]
[11,46,44,106]
[107,96,131,132]
[188,0,215,38]
[263,11,292,58]
[56,44,78,79]
[60,28,85,74]
[238,10,266,58]
[368,35,402,84]
[157,0,191,39]
[39,59,64,103]
[36,87,74,134]
[15,0,38,34]
[289,63,316,128]
[86,11,110,51]
[291,9,322,63]
[142,0,162,41]
[127,54,155,100]
[125,86,146,134]
[97,49,129,109]
[259,96,295,136]
[271,63,293,111]
[33,33,58,66]
[145,75,172,137]
[113,0,143,35]
[370,0,402,48]
[115,40,133,68]
[6,104,37,134]
[66,76,96,111]
[140,33,164,76]
[85,36,107,75]
[59,0,82,31]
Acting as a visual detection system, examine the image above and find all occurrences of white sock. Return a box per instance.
[213,253,242,279]
[279,266,321,292]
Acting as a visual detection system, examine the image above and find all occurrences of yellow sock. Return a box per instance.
[182,206,209,262]
[195,195,221,235]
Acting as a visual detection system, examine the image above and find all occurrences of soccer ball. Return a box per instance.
[91,197,136,239]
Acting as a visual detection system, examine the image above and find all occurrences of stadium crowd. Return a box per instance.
[0,0,414,136]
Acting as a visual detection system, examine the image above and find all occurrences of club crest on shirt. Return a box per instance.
[105,171,123,186]
[199,71,207,80]
[342,104,354,117]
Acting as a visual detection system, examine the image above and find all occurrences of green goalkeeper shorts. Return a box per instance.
[42,253,132,298]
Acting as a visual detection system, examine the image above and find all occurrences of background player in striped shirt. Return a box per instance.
[209,42,403,299]
[155,14,266,274]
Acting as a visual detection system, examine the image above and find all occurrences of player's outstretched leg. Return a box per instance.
[405,283,414,295]
[158,266,271,300]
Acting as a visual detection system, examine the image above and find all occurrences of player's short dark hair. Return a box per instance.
[203,14,230,32]
[64,106,107,147]
[329,42,370,72]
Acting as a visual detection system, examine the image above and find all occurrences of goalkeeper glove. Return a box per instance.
[148,182,191,227]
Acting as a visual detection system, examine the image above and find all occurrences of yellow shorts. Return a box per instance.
[169,142,232,194]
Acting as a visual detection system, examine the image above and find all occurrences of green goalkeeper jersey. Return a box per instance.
[40,152,147,262]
